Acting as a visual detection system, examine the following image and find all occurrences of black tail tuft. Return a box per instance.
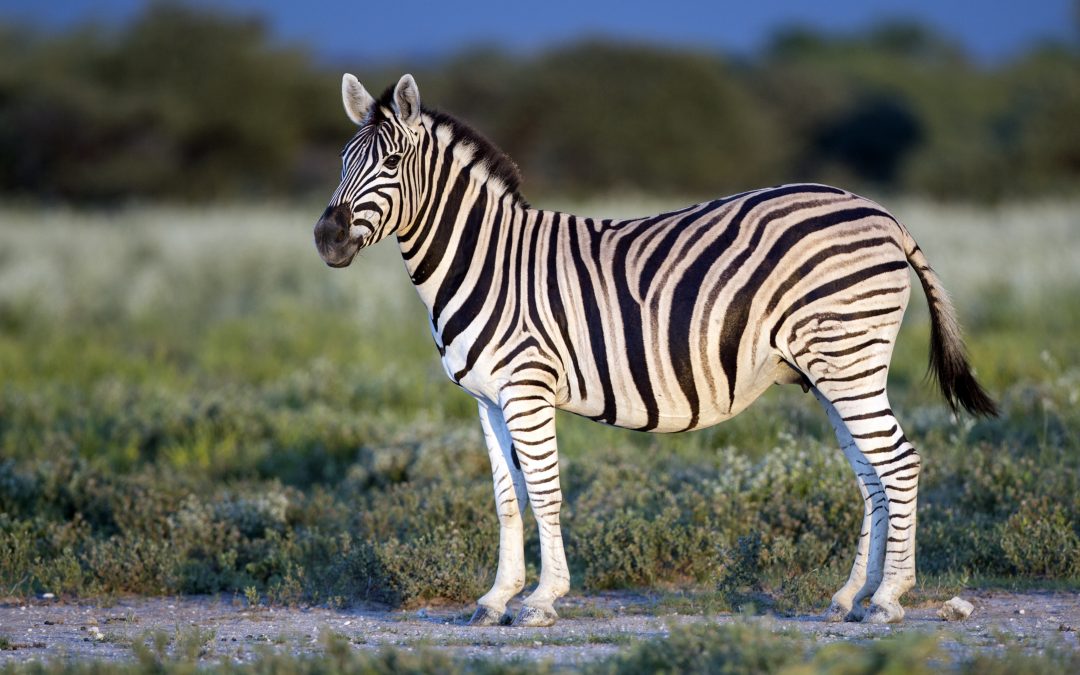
[906,234,999,418]
[928,315,1000,417]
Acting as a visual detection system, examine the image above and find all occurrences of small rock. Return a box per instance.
[1059,623,1076,632]
[938,597,974,621]
[1015,608,1026,615]
[41,593,55,600]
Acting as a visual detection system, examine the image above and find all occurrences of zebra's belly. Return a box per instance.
[556,386,764,433]
[556,359,782,433]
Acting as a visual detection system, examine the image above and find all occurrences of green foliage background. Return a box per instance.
[1,3,1079,203]
[1,0,1078,628]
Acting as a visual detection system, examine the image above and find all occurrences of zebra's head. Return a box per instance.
[314,73,424,268]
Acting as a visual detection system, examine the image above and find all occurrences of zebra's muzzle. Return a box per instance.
[314,203,361,268]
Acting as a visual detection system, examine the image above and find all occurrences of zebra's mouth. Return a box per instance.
[325,246,359,268]
[325,219,375,267]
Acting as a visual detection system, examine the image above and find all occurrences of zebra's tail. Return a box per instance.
[902,229,999,418]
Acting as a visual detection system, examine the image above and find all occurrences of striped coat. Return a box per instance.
[315,73,997,627]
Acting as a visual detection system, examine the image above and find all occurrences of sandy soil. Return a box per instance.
[1,590,1078,668]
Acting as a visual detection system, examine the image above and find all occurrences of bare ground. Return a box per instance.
[1,591,1078,668]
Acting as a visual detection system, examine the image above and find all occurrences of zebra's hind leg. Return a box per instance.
[818,387,919,624]
[813,389,887,622]
[469,401,528,626]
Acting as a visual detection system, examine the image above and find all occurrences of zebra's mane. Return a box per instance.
[373,86,526,203]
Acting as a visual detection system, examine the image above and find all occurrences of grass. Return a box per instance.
[2,622,1080,673]
[0,199,1078,616]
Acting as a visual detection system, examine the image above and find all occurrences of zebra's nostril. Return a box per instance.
[334,229,347,244]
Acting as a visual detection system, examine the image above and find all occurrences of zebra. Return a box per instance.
[314,73,998,627]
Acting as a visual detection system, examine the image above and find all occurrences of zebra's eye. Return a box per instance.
[384,155,401,170]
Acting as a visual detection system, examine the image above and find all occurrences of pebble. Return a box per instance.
[939,597,975,621]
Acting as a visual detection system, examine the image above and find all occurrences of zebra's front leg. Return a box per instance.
[815,390,887,623]
[469,401,528,626]
[500,387,568,627]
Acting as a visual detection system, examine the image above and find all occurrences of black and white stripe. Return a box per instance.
[314,73,998,627]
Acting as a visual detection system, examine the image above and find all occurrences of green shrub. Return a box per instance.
[592,621,806,674]
[999,497,1080,578]
[799,631,944,675]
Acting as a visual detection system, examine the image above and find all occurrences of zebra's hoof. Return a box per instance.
[844,603,866,623]
[823,601,849,623]
[513,605,557,627]
[468,605,511,627]
[863,601,904,624]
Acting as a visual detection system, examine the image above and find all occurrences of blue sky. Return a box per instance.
[1,0,1074,63]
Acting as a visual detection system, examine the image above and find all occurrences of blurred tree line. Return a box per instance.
[1,3,1078,203]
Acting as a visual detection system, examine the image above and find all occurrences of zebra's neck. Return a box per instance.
[397,159,522,320]
[394,160,607,353]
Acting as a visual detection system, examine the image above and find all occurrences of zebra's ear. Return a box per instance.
[342,73,374,125]
[393,73,421,127]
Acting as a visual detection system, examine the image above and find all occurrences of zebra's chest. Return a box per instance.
[436,330,505,402]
